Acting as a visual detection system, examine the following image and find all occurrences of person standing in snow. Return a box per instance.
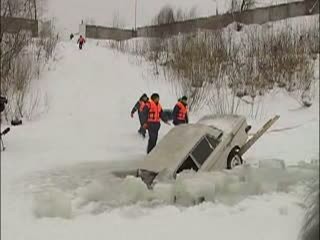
[172,96,189,126]
[141,93,170,154]
[77,35,86,50]
[131,93,149,138]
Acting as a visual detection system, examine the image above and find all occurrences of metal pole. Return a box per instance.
[1,137,5,151]
[33,0,37,20]
[134,0,137,30]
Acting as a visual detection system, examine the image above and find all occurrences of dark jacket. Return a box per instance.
[131,94,149,115]
[131,101,141,115]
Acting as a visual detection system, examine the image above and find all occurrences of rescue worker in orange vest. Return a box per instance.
[142,93,170,154]
[131,93,148,138]
[172,96,189,126]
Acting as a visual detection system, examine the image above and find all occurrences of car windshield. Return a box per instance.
[209,126,223,139]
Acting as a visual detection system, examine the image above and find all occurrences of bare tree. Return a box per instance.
[107,12,318,114]
[153,5,175,25]
[38,19,59,60]
[0,0,37,19]
[1,0,57,120]
[240,0,255,11]
[228,0,255,31]
[1,0,37,94]
[229,0,255,12]
[153,5,198,25]
[300,178,319,240]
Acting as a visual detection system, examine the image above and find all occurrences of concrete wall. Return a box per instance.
[85,25,136,41]
[0,17,38,37]
[84,0,319,40]
[137,1,315,38]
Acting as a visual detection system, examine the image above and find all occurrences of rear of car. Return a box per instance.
[198,115,250,171]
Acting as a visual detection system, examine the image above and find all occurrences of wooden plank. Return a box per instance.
[239,115,280,156]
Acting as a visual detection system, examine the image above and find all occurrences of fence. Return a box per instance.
[85,25,136,40]
[83,0,319,40]
[0,17,38,37]
[137,1,319,38]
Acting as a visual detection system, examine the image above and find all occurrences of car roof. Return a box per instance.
[138,124,222,173]
[197,114,246,134]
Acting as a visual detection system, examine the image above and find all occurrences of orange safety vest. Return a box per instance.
[176,102,188,121]
[139,101,146,112]
[147,100,162,123]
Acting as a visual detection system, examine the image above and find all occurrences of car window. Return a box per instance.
[176,134,221,175]
[176,156,199,174]
[209,126,223,139]
[191,137,213,165]
[206,135,220,149]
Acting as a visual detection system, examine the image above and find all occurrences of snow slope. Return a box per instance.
[1,37,319,240]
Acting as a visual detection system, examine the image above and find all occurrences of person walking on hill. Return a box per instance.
[77,35,86,50]
[141,93,170,154]
[131,93,149,138]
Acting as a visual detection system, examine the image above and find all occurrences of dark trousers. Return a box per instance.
[147,122,160,154]
[138,113,146,137]
[173,119,186,126]
[79,43,83,49]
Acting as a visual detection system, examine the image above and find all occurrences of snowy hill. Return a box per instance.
[1,36,318,239]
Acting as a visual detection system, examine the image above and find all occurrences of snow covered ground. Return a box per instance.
[1,1,319,236]
[1,34,319,239]
[43,0,303,37]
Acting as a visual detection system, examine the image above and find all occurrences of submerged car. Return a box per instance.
[114,114,280,186]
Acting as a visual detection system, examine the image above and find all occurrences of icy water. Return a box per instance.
[17,159,318,219]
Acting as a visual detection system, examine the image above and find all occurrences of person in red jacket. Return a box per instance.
[172,96,189,126]
[77,35,86,50]
[141,93,170,154]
